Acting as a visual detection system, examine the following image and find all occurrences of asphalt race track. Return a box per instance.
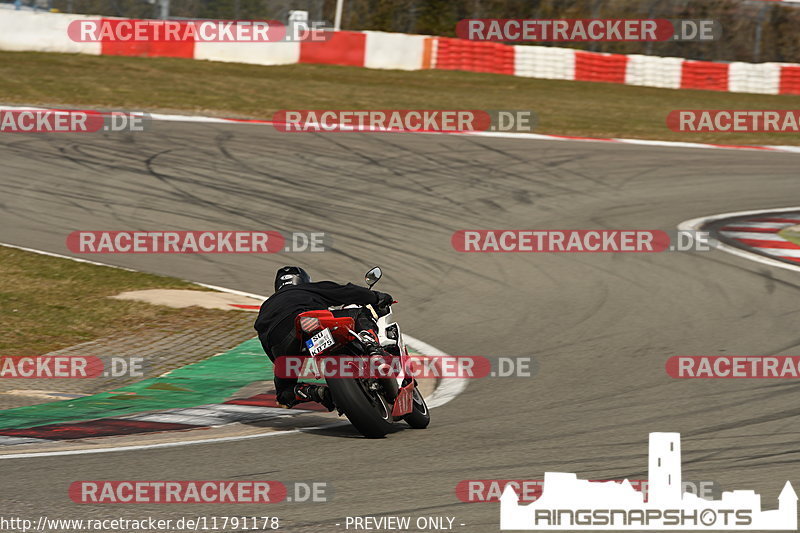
[2,121,800,531]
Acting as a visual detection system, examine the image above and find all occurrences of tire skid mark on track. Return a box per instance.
[3,104,800,154]
[3,111,800,529]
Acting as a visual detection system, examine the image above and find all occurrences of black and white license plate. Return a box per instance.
[306,328,335,356]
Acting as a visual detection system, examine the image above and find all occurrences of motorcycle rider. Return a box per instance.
[254,266,394,410]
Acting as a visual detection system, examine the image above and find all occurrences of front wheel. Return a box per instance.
[404,387,430,429]
[326,378,394,438]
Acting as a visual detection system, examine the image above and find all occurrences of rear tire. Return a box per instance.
[404,387,430,429]
[327,378,394,438]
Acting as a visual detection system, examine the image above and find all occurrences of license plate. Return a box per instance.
[306,328,335,356]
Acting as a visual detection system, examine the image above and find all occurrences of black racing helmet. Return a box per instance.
[274,266,312,291]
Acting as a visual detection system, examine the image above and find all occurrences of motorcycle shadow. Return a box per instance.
[303,421,407,439]
[235,414,406,439]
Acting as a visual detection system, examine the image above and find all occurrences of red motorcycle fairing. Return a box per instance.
[391,381,415,417]
[295,310,356,346]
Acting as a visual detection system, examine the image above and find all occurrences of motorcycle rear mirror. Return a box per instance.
[365,266,382,288]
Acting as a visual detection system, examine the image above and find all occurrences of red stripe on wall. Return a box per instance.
[434,38,514,75]
[574,51,628,84]
[299,31,366,67]
[680,60,729,91]
[779,65,800,95]
[100,19,195,59]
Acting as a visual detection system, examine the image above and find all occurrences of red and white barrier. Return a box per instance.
[2,9,800,95]
[431,40,800,95]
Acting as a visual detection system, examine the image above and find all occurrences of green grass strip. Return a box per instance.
[778,228,800,247]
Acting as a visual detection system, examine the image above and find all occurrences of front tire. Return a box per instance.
[327,378,394,438]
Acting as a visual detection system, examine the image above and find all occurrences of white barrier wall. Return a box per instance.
[625,55,683,89]
[728,62,781,94]
[514,45,575,80]
[363,31,425,70]
[0,10,100,54]
[193,41,300,66]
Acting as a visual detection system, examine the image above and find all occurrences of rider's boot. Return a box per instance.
[294,383,335,411]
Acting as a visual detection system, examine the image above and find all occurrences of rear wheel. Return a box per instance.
[404,387,430,429]
[327,377,394,438]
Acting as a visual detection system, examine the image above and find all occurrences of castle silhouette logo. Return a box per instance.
[500,433,797,530]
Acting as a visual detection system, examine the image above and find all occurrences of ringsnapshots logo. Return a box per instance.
[500,433,797,530]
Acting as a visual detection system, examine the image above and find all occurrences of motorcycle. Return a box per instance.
[293,267,430,438]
